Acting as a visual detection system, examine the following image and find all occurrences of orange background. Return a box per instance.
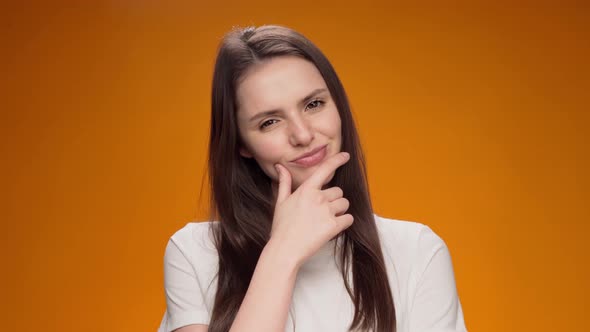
[3,1,589,331]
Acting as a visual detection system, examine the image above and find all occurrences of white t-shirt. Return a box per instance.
[158,215,467,332]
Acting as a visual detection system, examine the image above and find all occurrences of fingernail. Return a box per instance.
[274,164,281,175]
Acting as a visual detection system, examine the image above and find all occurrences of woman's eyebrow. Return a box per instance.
[248,88,328,123]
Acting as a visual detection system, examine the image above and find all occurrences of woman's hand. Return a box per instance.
[268,152,354,268]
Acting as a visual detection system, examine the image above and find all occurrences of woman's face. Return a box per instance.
[236,56,342,191]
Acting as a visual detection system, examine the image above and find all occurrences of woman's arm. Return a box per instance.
[228,152,353,332]
[170,241,300,332]
[228,240,300,332]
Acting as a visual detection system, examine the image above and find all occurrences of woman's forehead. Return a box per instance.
[236,56,327,116]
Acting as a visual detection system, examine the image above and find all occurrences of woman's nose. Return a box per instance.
[288,116,314,146]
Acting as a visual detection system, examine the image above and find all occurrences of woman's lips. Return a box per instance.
[291,145,328,167]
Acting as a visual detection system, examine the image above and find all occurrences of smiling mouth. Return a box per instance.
[291,145,328,167]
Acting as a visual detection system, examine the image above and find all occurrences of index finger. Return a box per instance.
[302,152,350,189]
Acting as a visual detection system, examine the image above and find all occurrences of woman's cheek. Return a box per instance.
[254,152,283,180]
[266,163,280,181]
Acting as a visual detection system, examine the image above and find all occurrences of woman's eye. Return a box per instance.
[260,119,278,129]
[306,99,324,110]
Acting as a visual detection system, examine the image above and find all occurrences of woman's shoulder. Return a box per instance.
[373,214,453,291]
[373,214,447,256]
[166,221,220,261]
[170,220,217,239]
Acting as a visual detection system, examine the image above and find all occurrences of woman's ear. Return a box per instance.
[239,146,253,158]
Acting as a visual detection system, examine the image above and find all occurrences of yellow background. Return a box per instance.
[3,1,589,331]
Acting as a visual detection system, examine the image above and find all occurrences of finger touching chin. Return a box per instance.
[322,171,336,189]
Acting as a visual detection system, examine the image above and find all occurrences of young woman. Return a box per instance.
[158,25,467,332]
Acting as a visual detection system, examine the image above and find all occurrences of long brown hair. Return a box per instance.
[207,25,395,332]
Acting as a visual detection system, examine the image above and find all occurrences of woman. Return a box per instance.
[158,25,467,332]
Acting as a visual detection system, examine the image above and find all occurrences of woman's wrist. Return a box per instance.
[263,238,302,273]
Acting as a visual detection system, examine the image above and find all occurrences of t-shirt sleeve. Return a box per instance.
[409,225,468,332]
[158,237,211,332]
